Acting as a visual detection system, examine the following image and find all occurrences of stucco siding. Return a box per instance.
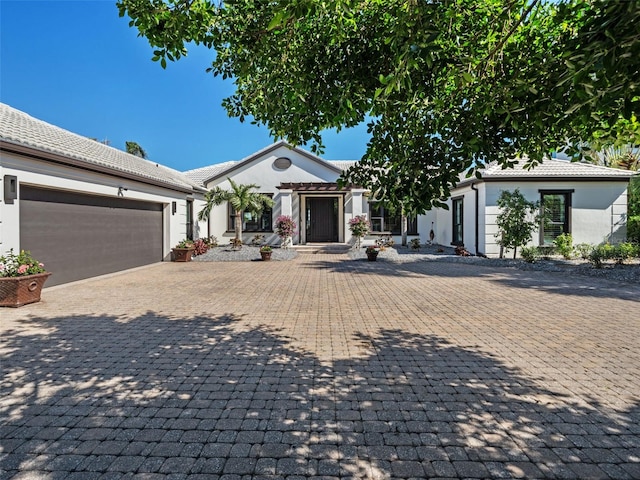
[482,180,629,257]
[1,150,203,260]
[202,145,344,245]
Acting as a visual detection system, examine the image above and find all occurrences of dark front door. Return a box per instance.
[306,197,338,242]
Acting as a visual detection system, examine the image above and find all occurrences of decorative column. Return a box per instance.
[349,188,368,244]
[278,189,294,246]
[351,188,368,217]
[279,189,293,217]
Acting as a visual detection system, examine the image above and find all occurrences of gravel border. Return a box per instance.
[349,245,640,284]
[192,244,639,284]
[192,245,298,262]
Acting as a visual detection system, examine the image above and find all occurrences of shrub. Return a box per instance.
[520,246,540,263]
[193,238,209,255]
[574,243,593,260]
[553,233,573,259]
[250,234,265,246]
[613,242,638,264]
[203,235,218,247]
[409,238,421,250]
[175,239,194,248]
[627,215,640,243]
[538,245,555,260]
[589,243,614,268]
[229,238,243,250]
[0,249,46,277]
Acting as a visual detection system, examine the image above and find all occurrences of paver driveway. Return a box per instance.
[1,255,639,479]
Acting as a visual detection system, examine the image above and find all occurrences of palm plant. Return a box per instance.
[198,179,274,243]
[125,141,147,158]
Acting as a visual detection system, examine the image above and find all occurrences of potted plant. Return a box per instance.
[259,245,273,261]
[172,239,195,262]
[275,215,297,249]
[349,215,370,249]
[365,245,380,261]
[0,249,51,307]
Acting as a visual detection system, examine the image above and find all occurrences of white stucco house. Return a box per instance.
[421,160,635,257]
[185,142,636,257]
[0,103,207,286]
[2,103,635,287]
[184,141,371,247]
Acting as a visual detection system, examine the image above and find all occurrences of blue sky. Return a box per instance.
[0,1,369,171]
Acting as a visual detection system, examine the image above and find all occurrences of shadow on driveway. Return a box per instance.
[2,313,639,478]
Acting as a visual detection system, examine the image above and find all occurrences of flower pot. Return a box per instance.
[366,252,379,262]
[0,272,52,307]
[172,247,195,262]
[260,251,272,261]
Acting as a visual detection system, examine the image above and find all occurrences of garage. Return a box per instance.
[20,186,164,286]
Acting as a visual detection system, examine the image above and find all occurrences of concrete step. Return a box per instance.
[292,243,352,254]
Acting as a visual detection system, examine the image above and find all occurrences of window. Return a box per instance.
[186,200,194,240]
[369,203,417,235]
[540,190,572,245]
[452,197,464,245]
[228,196,273,232]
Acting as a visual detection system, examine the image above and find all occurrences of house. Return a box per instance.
[2,102,634,287]
[184,141,382,247]
[420,159,635,257]
[0,103,207,286]
[186,143,635,257]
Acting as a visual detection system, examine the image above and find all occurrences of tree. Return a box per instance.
[125,141,147,158]
[628,177,640,243]
[197,178,274,243]
[495,189,541,259]
[117,0,640,212]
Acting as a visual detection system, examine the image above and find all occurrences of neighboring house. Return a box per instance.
[0,103,207,286]
[421,159,635,257]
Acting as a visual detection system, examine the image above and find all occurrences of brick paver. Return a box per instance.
[1,255,639,479]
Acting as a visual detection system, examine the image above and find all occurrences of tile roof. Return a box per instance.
[183,161,238,184]
[479,157,636,179]
[328,160,358,171]
[0,103,203,192]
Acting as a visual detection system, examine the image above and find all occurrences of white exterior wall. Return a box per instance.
[417,184,482,254]
[482,181,629,257]
[0,151,205,260]
[202,144,366,245]
[421,179,628,257]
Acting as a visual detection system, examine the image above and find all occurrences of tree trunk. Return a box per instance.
[401,213,408,247]
[235,212,243,242]
[513,247,517,259]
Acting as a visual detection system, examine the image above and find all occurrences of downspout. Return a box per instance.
[470,182,481,256]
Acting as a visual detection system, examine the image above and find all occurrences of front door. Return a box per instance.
[306,197,338,242]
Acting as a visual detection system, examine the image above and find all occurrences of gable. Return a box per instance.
[201,142,344,192]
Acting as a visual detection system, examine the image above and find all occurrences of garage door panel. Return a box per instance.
[20,187,163,286]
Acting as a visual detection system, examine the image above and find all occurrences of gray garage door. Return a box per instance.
[20,186,164,286]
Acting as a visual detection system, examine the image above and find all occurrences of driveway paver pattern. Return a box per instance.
[1,255,639,479]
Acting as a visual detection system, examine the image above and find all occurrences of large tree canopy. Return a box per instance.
[117,0,640,212]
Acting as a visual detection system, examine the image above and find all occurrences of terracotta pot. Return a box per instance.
[0,272,52,307]
[172,247,195,262]
[260,251,272,261]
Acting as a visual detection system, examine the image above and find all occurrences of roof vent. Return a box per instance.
[273,157,292,170]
